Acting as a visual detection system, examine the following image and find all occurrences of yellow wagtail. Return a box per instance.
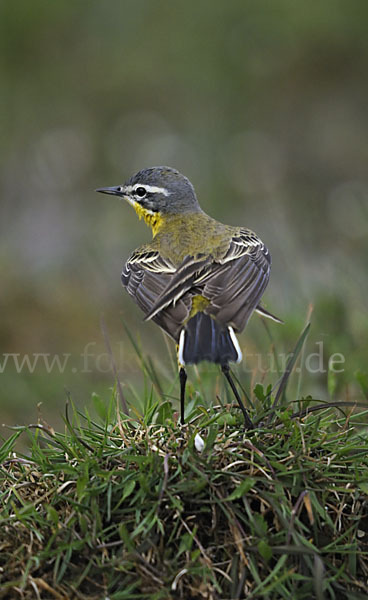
[97,166,280,428]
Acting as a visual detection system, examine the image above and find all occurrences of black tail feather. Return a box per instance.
[180,312,241,365]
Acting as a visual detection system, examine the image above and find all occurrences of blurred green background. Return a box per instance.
[1,0,367,429]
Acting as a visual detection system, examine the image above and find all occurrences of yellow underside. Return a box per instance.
[188,295,211,319]
[133,203,163,236]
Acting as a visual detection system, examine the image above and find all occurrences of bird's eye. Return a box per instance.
[135,186,147,198]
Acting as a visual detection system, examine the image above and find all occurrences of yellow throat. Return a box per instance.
[133,202,163,236]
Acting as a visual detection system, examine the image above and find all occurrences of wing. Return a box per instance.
[143,253,212,321]
[144,228,272,333]
[122,248,191,341]
[202,229,271,331]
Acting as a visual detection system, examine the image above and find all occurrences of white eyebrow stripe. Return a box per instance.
[137,184,170,196]
[126,184,170,196]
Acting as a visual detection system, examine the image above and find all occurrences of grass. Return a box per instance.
[1,325,368,599]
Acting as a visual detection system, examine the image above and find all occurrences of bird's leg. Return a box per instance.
[221,364,254,430]
[179,367,187,425]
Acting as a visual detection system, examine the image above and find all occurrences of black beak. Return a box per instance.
[95,186,124,197]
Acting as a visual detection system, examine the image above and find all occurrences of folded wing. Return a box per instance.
[122,248,190,341]
[122,229,273,342]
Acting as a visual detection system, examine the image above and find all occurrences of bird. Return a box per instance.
[96,166,280,428]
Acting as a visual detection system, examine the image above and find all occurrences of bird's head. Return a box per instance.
[96,166,201,220]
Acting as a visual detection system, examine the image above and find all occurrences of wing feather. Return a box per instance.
[122,248,191,340]
[143,254,211,321]
[202,230,271,331]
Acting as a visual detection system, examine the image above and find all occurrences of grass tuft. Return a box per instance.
[1,389,368,599]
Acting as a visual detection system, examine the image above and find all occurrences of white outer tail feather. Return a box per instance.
[178,329,186,366]
[228,326,242,363]
[177,324,242,366]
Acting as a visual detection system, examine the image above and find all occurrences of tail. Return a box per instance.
[178,312,242,365]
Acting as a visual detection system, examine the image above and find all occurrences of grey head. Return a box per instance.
[96,166,201,215]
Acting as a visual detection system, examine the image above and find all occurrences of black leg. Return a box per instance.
[221,364,254,430]
[179,367,187,425]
